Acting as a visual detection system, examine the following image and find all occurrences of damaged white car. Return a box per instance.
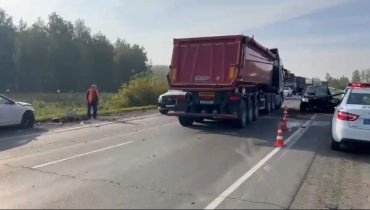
[0,94,35,128]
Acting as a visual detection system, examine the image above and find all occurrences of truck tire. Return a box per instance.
[271,95,276,111]
[247,98,253,124]
[178,116,194,127]
[234,100,247,129]
[277,93,283,109]
[265,96,272,114]
[252,96,259,121]
[194,117,205,123]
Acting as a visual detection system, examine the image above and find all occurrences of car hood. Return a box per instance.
[16,101,32,106]
[303,94,327,99]
[159,91,186,98]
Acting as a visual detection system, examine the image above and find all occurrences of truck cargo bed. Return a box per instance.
[168,35,280,91]
[169,35,243,88]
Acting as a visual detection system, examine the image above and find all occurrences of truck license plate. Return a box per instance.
[200,100,214,104]
[199,92,215,97]
[363,119,370,125]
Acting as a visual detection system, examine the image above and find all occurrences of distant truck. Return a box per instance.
[166,35,288,128]
[285,72,297,95]
[285,72,306,95]
[306,78,322,86]
[296,76,306,93]
[321,81,328,86]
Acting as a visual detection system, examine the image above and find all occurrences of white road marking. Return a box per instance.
[204,114,317,209]
[0,113,160,142]
[32,141,134,169]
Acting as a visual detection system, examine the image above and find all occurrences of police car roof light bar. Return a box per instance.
[348,83,370,88]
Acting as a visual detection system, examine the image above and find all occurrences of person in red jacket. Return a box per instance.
[86,85,100,119]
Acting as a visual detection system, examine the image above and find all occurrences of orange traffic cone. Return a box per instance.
[281,114,289,130]
[283,106,289,117]
[274,125,286,147]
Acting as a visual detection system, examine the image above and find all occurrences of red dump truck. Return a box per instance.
[166,35,288,128]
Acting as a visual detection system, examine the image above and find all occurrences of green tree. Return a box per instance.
[326,73,349,90]
[0,7,152,93]
[365,69,370,82]
[352,69,361,83]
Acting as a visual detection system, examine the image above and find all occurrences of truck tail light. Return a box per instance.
[337,111,359,121]
[171,68,177,81]
[229,67,235,79]
[230,96,241,101]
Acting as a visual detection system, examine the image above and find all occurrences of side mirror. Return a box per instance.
[7,100,16,105]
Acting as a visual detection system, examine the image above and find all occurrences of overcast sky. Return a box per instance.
[0,0,368,80]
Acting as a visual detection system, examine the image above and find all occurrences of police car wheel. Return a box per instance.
[330,137,341,151]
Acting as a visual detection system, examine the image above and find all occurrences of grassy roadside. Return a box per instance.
[35,105,157,122]
[4,75,167,124]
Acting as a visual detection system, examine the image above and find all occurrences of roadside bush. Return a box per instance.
[107,75,168,108]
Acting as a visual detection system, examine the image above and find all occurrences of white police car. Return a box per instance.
[0,94,35,128]
[331,83,370,150]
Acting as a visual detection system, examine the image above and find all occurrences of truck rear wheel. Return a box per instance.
[247,99,253,124]
[234,100,247,129]
[252,96,259,121]
[178,116,194,127]
[277,93,283,109]
[265,96,272,114]
[194,117,205,123]
[271,96,276,111]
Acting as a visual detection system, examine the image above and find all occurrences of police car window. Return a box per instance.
[347,93,370,105]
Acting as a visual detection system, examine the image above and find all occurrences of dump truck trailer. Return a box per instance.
[166,35,288,128]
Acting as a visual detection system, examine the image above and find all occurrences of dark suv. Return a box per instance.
[300,86,341,112]
[158,90,186,115]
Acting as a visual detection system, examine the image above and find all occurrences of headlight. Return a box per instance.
[301,98,309,102]
[158,97,162,102]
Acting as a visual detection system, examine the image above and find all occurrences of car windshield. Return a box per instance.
[304,86,328,96]
[0,94,11,104]
[347,93,370,105]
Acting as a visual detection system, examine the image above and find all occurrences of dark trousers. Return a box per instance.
[87,103,98,118]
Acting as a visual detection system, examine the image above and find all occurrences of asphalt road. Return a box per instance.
[0,96,369,209]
